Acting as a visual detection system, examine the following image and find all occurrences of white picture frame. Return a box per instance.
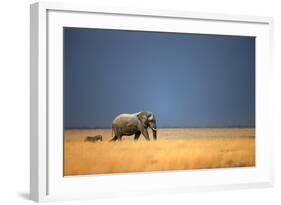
[30,2,274,202]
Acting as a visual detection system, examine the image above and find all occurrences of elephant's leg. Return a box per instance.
[117,134,122,141]
[112,128,122,141]
[141,128,150,141]
[110,136,118,141]
[134,131,141,140]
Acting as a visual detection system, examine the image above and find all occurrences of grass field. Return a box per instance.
[64,128,255,176]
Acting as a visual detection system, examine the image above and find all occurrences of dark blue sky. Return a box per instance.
[64,28,255,129]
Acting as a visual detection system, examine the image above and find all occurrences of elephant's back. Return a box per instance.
[112,113,139,125]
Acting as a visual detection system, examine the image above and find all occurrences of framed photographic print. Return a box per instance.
[30,2,274,202]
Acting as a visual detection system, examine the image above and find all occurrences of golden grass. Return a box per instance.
[64,128,255,176]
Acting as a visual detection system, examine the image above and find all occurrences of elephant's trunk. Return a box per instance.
[149,120,157,140]
[152,130,157,140]
[151,126,157,140]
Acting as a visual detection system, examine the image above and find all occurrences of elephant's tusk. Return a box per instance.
[151,127,157,132]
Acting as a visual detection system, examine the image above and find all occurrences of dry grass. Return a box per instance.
[64,128,255,176]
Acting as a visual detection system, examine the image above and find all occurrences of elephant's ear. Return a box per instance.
[148,113,154,121]
[137,112,147,122]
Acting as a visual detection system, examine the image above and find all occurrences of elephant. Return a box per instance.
[84,135,103,142]
[110,112,157,141]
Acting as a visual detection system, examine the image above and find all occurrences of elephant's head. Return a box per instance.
[137,112,157,140]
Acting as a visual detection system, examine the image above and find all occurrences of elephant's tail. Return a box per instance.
[109,124,116,141]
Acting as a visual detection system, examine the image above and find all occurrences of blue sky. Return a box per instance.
[64,28,255,128]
